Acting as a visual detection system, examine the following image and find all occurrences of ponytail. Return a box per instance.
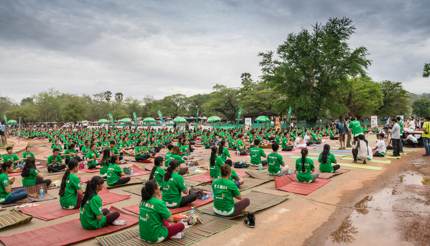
[81,176,104,208]
[218,140,225,155]
[321,144,330,164]
[21,157,36,178]
[301,148,308,172]
[59,158,79,196]
[164,160,178,182]
[149,156,163,181]
[141,180,158,201]
[210,146,217,167]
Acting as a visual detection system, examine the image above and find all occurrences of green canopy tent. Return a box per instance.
[143,117,156,126]
[7,120,17,126]
[254,115,271,128]
[173,117,187,124]
[207,116,221,123]
[98,119,109,124]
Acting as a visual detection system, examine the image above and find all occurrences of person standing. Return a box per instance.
[391,118,401,157]
[346,118,352,148]
[422,117,430,156]
[336,118,347,149]
[398,116,404,153]
[0,121,6,146]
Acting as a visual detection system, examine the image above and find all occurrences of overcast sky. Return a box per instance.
[0,0,429,102]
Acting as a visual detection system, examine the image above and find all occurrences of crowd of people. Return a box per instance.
[0,115,429,243]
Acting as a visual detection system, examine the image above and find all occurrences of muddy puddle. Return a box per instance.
[325,171,430,246]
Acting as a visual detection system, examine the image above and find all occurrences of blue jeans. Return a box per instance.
[423,138,430,156]
[4,188,27,204]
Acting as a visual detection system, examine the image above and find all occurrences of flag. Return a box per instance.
[157,110,163,122]
[287,106,292,121]
[133,112,138,125]
[108,113,114,123]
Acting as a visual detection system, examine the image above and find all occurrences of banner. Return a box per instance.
[371,115,378,128]
[244,117,252,128]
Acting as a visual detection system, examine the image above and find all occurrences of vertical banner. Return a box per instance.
[371,115,378,128]
[287,106,292,122]
[244,117,252,129]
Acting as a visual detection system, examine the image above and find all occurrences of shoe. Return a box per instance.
[171,232,184,239]
[244,212,255,228]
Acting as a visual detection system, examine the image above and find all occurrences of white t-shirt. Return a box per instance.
[376,140,386,153]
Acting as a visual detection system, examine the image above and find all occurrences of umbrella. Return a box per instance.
[143,117,156,123]
[207,116,221,123]
[255,115,270,123]
[118,118,132,123]
[7,120,17,125]
[98,119,109,124]
[173,117,187,123]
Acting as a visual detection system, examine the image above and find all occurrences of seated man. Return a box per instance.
[2,146,21,169]
[47,148,66,173]
[373,133,387,157]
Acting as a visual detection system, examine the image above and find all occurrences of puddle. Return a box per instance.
[325,171,430,246]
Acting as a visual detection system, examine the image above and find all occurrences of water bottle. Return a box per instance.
[39,187,45,200]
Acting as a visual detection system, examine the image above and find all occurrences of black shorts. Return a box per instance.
[0,131,4,136]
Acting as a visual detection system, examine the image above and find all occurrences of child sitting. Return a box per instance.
[21,157,52,187]
[373,133,387,157]
[59,158,83,209]
[106,156,131,187]
[47,148,66,173]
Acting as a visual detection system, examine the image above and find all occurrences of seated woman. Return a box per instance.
[80,176,120,230]
[161,160,202,208]
[212,165,253,226]
[318,144,340,173]
[59,158,83,209]
[139,180,185,243]
[0,161,28,204]
[209,146,224,180]
[373,133,387,157]
[235,135,248,155]
[352,135,368,164]
[218,140,230,162]
[149,156,165,186]
[99,148,111,176]
[166,146,187,175]
[106,156,130,187]
[21,157,52,187]
[85,144,99,169]
[281,135,294,151]
[295,148,318,183]
[267,143,289,176]
[134,141,150,162]
[225,159,244,187]
[63,144,78,165]
[22,145,35,160]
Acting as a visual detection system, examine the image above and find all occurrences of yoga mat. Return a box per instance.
[196,177,270,192]
[185,172,212,184]
[317,169,350,179]
[1,193,57,208]
[199,191,288,218]
[130,164,150,176]
[97,213,235,246]
[339,163,383,171]
[0,208,138,246]
[107,178,145,189]
[20,189,131,221]
[275,175,330,196]
[287,155,319,161]
[0,210,32,231]
[80,167,100,173]
[123,197,213,216]
[245,170,274,181]
[341,157,391,164]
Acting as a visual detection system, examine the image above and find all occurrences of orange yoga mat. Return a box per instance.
[275,175,330,195]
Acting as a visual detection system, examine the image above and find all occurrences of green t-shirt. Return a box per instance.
[0,173,10,202]
[22,151,35,159]
[221,148,230,162]
[229,168,239,182]
[267,152,284,175]
[318,153,337,173]
[106,163,123,186]
[161,172,186,208]
[295,157,315,182]
[60,173,81,209]
[349,120,363,137]
[212,178,240,216]
[249,147,266,165]
[2,154,19,163]
[139,198,171,243]
[154,166,165,186]
[85,151,99,168]
[165,154,184,167]
[80,194,106,230]
[210,156,224,179]
[47,155,63,165]
[22,168,38,187]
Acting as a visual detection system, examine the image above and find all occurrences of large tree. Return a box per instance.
[424,63,430,77]
[203,84,240,121]
[260,17,370,121]
[344,77,383,118]
[412,97,430,118]
[377,81,410,116]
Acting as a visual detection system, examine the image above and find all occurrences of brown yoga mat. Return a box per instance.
[317,169,350,179]
[196,177,270,192]
[245,170,275,181]
[198,190,288,219]
[97,213,235,246]
[0,210,32,231]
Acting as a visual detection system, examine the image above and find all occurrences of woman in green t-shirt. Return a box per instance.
[209,146,224,179]
[140,180,185,243]
[80,176,120,230]
[59,158,83,209]
[0,161,27,204]
[21,145,35,160]
[161,160,201,208]
[106,156,130,187]
[318,144,340,173]
[295,148,319,183]
[21,157,51,187]
[212,165,253,225]
[85,144,99,169]
[149,156,165,186]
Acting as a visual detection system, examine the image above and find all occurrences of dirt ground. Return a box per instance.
[0,136,428,246]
